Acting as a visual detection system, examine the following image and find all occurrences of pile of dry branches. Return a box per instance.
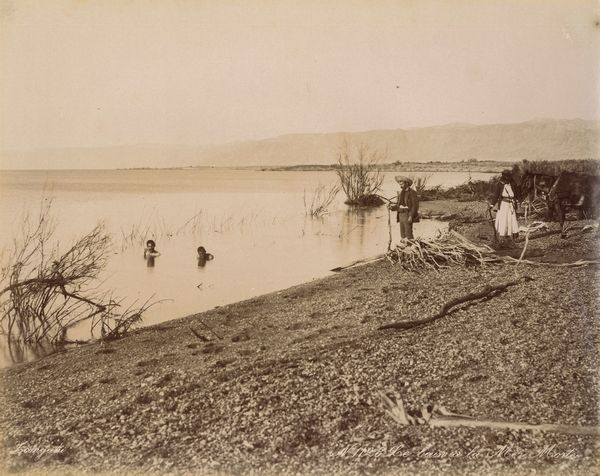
[386,231,495,270]
[387,230,600,271]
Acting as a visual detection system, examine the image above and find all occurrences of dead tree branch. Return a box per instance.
[0,203,152,354]
[378,276,533,330]
[378,391,599,436]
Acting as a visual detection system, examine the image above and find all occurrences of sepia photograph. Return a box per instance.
[0,1,599,474]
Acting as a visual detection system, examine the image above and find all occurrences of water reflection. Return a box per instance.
[341,206,379,249]
[1,338,58,367]
[0,169,475,367]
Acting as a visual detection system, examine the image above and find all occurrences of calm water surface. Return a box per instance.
[0,168,494,365]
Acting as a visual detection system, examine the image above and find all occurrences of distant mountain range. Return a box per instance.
[195,118,599,167]
[1,119,598,170]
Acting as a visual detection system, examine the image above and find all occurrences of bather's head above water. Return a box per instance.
[144,240,160,260]
[197,246,214,267]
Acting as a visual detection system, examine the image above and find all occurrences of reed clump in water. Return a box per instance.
[335,141,385,207]
[119,208,266,250]
[303,184,340,217]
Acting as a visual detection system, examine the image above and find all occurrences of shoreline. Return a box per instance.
[0,199,488,371]
[1,162,506,173]
[1,216,599,475]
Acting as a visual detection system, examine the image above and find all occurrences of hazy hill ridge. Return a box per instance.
[202,119,599,167]
[1,119,598,169]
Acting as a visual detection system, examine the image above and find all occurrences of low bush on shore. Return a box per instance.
[407,173,432,194]
[420,176,500,202]
[513,159,600,177]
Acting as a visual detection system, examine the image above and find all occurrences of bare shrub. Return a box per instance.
[304,184,340,217]
[0,201,152,356]
[335,142,385,206]
[408,174,433,194]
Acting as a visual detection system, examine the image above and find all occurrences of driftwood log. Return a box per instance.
[330,255,385,272]
[378,391,599,436]
[378,275,533,330]
[515,229,531,266]
[427,415,599,436]
[499,257,600,268]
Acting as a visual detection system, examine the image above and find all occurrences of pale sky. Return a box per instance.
[1,0,599,150]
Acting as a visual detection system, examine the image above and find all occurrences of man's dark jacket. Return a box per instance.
[392,188,419,223]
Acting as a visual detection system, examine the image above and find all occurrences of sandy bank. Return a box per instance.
[1,215,599,475]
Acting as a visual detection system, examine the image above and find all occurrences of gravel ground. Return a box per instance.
[420,200,490,222]
[1,214,599,476]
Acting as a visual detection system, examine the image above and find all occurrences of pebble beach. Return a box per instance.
[1,204,599,475]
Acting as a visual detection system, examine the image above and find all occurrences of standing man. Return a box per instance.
[490,169,519,246]
[390,176,419,239]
